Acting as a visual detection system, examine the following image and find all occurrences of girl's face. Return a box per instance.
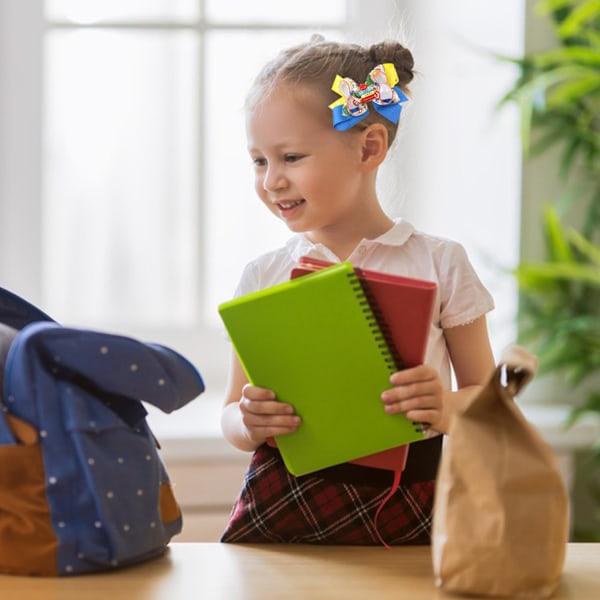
[246,84,373,239]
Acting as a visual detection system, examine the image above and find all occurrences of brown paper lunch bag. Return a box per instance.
[432,345,569,598]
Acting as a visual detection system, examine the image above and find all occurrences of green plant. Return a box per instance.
[499,0,600,416]
[515,205,600,421]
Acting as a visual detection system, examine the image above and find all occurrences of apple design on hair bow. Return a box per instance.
[329,63,409,131]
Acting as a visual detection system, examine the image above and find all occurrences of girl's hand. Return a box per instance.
[380,364,445,432]
[239,383,301,445]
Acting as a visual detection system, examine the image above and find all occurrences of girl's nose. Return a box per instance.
[263,165,286,192]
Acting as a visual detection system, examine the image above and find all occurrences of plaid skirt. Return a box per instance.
[220,443,435,545]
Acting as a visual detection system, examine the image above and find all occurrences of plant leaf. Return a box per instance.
[557,0,600,39]
[547,73,600,106]
[544,205,575,261]
[532,45,600,67]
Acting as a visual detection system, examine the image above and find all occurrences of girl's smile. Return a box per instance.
[274,198,306,216]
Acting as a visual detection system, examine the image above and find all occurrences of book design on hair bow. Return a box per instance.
[329,63,408,131]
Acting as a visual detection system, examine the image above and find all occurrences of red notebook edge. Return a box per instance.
[297,255,437,290]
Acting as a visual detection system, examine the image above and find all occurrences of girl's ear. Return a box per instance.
[359,124,389,171]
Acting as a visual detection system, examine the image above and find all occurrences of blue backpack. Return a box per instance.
[0,287,204,576]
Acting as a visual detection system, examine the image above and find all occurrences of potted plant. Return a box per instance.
[499,0,600,538]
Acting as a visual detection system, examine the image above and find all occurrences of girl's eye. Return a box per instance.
[285,154,303,163]
[252,157,267,167]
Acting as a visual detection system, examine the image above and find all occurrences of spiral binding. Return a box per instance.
[347,271,425,435]
[347,271,401,373]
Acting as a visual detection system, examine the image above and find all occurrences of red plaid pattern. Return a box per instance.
[221,445,434,545]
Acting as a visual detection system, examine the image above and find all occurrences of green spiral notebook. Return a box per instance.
[218,261,425,476]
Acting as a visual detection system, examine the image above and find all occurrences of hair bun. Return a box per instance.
[368,40,415,86]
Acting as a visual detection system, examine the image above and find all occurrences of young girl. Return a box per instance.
[220,36,496,545]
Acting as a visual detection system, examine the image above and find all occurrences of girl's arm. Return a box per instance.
[381,315,495,434]
[221,350,301,452]
[440,315,496,428]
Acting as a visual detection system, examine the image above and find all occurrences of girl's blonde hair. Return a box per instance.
[246,35,415,146]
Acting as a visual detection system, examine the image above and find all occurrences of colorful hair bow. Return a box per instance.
[329,63,408,131]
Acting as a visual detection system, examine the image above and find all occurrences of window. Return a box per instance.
[43,1,346,330]
[1,1,524,438]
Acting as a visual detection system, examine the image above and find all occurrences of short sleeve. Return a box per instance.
[437,242,495,329]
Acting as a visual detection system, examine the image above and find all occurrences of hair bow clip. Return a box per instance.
[329,63,409,131]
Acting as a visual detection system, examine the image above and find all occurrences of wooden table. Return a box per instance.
[0,543,598,599]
